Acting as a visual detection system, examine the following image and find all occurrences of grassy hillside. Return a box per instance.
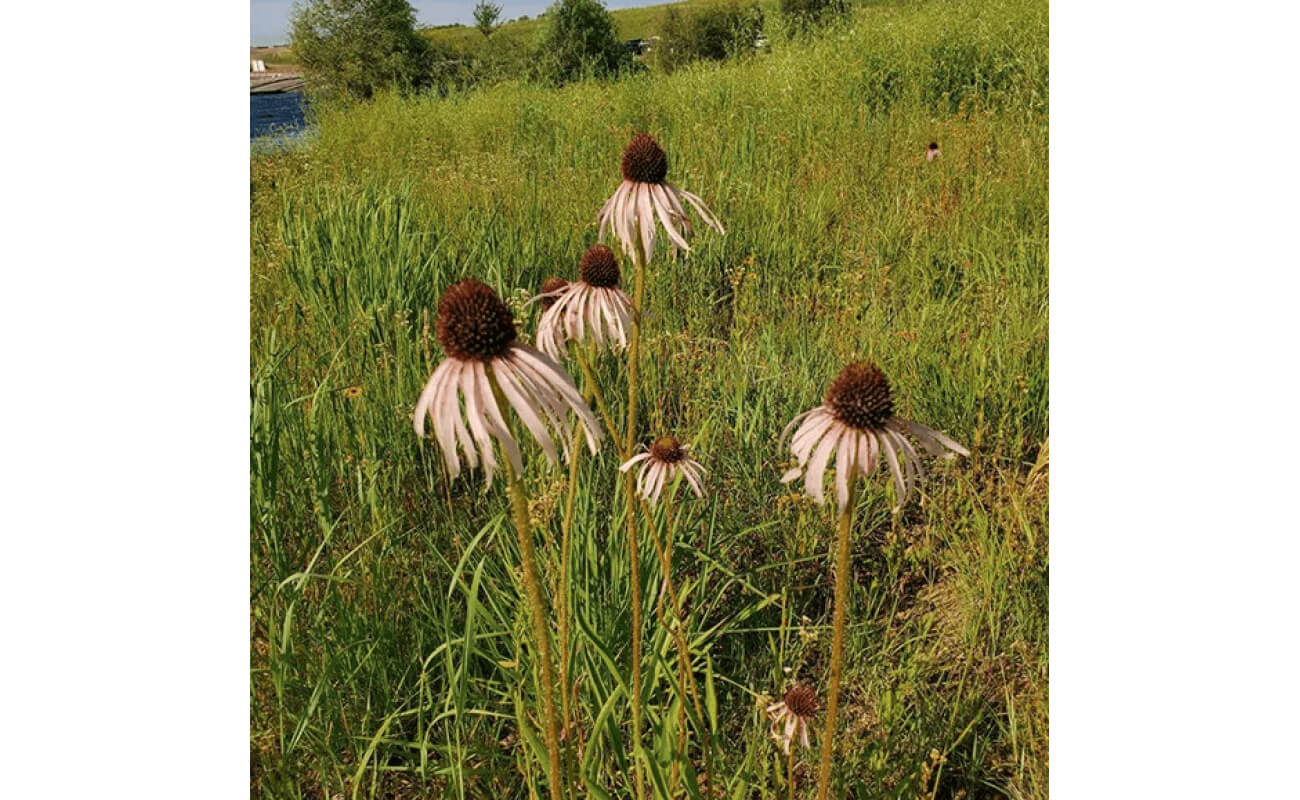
[421,0,769,49]
[251,0,768,66]
[250,0,1048,797]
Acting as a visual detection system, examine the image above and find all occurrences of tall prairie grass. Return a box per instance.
[250,0,1047,797]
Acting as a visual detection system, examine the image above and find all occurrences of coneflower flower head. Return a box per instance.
[926,141,942,161]
[579,242,621,287]
[621,133,669,184]
[598,133,725,260]
[826,362,893,431]
[436,279,517,360]
[536,244,633,360]
[415,279,601,486]
[766,685,819,755]
[538,276,569,311]
[619,434,706,506]
[781,361,969,511]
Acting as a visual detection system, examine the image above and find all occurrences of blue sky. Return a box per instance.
[251,0,674,46]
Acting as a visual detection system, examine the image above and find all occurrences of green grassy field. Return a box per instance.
[250,0,1048,797]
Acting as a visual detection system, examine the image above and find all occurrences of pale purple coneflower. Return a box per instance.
[597,133,725,261]
[766,685,819,755]
[926,142,942,162]
[619,435,706,507]
[535,244,634,361]
[413,279,601,485]
[780,362,969,511]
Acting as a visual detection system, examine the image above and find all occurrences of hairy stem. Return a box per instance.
[641,491,712,796]
[815,477,856,800]
[557,406,586,789]
[622,235,649,800]
[492,373,565,800]
[788,747,796,800]
[576,348,623,454]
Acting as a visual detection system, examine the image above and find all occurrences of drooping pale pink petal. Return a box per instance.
[638,461,659,500]
[681,462,705,498]
[804,424,843,505]
[878,432,907,509]
[614,182,636,258]
[834,429,854,512]
[500,351,568,428]
[675,186,726,234]
[636,182,657,260]
[512,344,601,453]
[648,463,669,506]
[474,360,522,476]
[899,418,970,457]
[537,301,567,361]
[415,359,457,470]
[782,714,798,755]
[461,363,497,486]
[506,346,578,423]
[597,187,618,241]
[651,184,692,252]
[413,359,450,438]
[790,411,835,465]
[891,428,926,485]
[659,182,693,229]
[855,429,872,481]
[490,359,556,465]
[619,452,653,472]
[780,408,815,448]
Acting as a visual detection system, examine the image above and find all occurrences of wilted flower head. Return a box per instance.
[414,279,602,486]
[766,685,818,755]
[535,244,634,360]
[597,133,725,261]
[780,362,969,511]
[619,435,706,507]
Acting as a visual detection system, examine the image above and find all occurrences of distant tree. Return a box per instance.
[780,0,848,31]
[534,0,631,86]
[473,0,503,37]
[654,0,764,73]
[291,0,438,99]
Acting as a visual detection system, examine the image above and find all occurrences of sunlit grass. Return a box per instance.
[250,0,1047,797]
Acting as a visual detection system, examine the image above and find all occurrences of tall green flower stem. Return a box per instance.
[621,237,650,800]
[575,348,624,455]
[815,472,857,800]
[556,398,586,789]
[787,748,796,800]
[490,374,566,800]
[639,490,713,796]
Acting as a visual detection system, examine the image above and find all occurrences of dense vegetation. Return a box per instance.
[251,0,1048,797]
[289,0,444,99]
[653,1,765,74]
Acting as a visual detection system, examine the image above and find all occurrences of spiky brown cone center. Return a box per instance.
[826,361,894,432]
[784,686,819,718]
[436,279,517,361]
[621,134,668,184]
[650,436,685,463]
[539,276,569,310]
[579,244,621,288]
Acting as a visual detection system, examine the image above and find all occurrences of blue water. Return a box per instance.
[251,92,307,140]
